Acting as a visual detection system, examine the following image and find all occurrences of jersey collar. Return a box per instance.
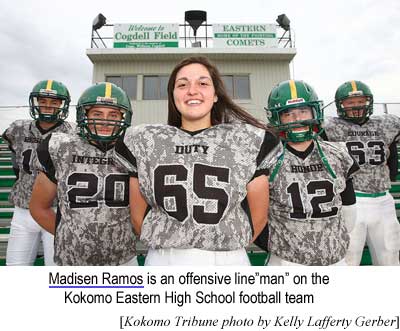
[286,141,315,160]
[35,120,63,135]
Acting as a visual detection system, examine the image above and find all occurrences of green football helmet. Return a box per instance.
[76,82,132,142]
[29,80,70,122]
[265,80,323,142]
[335,80,373,124]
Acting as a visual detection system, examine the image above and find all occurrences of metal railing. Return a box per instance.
[323,102,400,118]
[1,102,399,133]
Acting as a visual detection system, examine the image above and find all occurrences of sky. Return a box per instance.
[0,0,399,131]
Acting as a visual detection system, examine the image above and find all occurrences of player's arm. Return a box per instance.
[387,141,398,181]
[29,172,57,234]
[129,177,149,235]
[340,178,356,232]
[340,153,359,233]
[115,133,146,234]
[2,124,15,149]
[250,131,280,244]
[29,135,58,234]
[247,175,269,242]
[2,125,19,178]
[389,114,400,180]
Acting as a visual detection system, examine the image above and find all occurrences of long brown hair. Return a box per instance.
[167,56,267,129]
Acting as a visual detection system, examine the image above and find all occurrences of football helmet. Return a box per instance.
[265,80,323,142]
[335,80,373,124]
[76,82,132,142]
[29,80,70,122]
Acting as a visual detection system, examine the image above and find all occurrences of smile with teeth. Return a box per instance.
[187,99,202,105]
[293,127,308,132]
[96,129,113,136]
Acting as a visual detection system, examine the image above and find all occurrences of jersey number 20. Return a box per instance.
[67,173,129,208]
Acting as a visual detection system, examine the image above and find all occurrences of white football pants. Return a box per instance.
[345,193,400,266]
[144,247,251,266]
[6,206,55,266]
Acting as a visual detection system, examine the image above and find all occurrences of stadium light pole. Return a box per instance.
[276,14,290,31]
[185,10,207,47]
[91,13,107,48]
[276,14,292,48]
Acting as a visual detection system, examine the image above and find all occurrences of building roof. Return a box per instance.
[86,47,296,63]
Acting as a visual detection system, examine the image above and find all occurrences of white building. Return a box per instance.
[86,12,296,125]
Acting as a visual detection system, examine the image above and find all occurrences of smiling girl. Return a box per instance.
[115,56,279,265]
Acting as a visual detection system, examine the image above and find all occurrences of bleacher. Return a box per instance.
[0,137,15,265]
[2,135,398,266]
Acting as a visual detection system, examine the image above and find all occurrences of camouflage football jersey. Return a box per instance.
[324,115,400,193]
[265,141,357,265]
[37,133,136,265]
[115,123,279,250]
[2,120,74,208]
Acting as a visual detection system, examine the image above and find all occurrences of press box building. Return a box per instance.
[86,12,296,124]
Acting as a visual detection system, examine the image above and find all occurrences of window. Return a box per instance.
[221,75,251,99]
[143,75,169,100]
[106,75,137,100]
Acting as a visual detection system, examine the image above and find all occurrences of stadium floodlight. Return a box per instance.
[276,14,290,31]
[92,13,107,31]
[185,10,207,37]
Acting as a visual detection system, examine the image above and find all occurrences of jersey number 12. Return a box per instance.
[286,180,338,219]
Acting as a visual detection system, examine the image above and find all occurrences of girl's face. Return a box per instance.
[173,63,218,129]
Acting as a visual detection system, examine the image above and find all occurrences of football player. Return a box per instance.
[2,80,73,265]
[323,80,400,265]
[115,56,279,265]
[261,80,359,265]
[29,82,137,265]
